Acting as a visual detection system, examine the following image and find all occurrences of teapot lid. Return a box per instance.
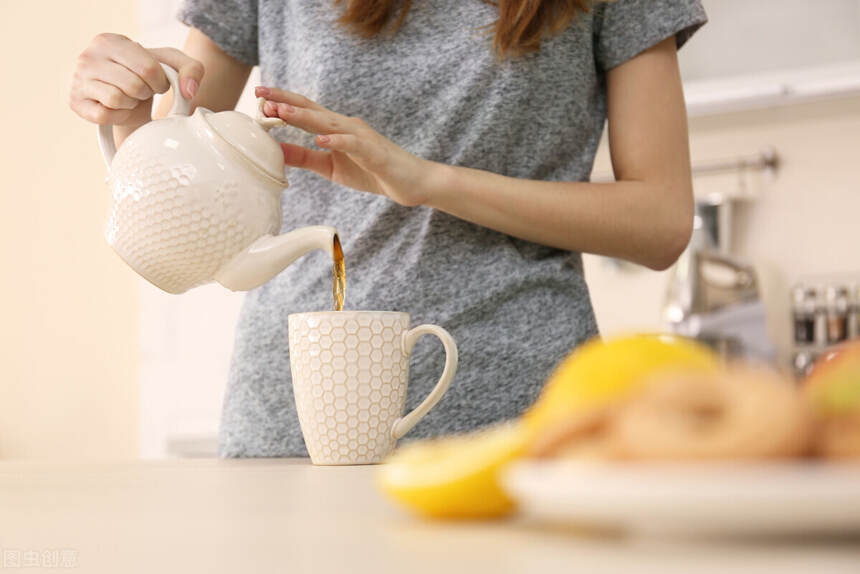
[203,101,288,184]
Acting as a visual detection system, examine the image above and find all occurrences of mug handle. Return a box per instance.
[391,324,458,440]
[97,63,192,168]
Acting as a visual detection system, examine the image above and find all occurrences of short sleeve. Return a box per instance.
[178,0,259,66]
[594,0,707,71]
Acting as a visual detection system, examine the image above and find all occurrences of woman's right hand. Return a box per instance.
[70,33,204,130]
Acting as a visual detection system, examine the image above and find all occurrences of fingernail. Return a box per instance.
[256,86,270,97]
[185,78,198,98]
[278,103,296,114]
[264,101,276,115]
[317,135,330,145]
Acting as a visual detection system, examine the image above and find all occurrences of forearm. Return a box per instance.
[255,40,693,266]
[424,162,693,271]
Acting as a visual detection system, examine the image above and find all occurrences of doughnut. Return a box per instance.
[608,368,812,460]
[528,407,614,459]
[811,414,860,458]
[529,367,813,460]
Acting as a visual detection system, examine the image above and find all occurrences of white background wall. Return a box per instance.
[0,1,139,459]
[678,0,860,81]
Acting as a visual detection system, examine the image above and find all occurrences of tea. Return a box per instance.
[332,234,346,311]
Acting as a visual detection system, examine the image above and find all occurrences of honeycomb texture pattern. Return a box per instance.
[289,312,410,465]
[105,138,281,294]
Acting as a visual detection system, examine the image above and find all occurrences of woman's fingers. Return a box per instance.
[282,141,381,195]
[280,142,333,179]
[82,79,138,110]
[91,61,154,100]
[255,86,326,111]
[266,101,362,136]
[257,90,367,139]
[103,35,171,94]
[71,32,201,128]
[74,98,135,125]
[256,87,386,188]
[317,133,362,155]
[149,46,204,99]
[250,87,422,203]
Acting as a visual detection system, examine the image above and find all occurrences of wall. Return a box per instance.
[585,95,860,366]
[0,2,140,458]
[680,0,860,82]
[137,0,261,458]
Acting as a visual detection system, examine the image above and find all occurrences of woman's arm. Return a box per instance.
[258,36,694,271]
[426,37,693,270]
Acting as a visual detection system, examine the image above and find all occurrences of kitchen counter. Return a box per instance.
[1,459,858,574]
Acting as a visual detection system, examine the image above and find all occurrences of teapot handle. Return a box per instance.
[97,63,192,168]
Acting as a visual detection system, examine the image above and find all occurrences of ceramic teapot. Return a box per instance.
[98,63,338,294]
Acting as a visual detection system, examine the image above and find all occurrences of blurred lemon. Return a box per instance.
[525,334,720,436]
[377,334,720,519]
[377,422,527,519]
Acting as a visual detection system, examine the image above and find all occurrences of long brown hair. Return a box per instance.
[335,0,593,57]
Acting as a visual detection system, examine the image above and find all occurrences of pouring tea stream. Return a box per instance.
[98,63,343,303]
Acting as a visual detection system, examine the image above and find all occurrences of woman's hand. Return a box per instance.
[256,87,436,207]
[70,33,204,131]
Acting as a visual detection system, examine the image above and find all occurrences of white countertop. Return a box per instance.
[0,459,858,574]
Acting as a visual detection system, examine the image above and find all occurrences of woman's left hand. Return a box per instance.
[256,86,436,207]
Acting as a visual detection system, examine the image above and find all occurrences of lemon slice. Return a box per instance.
[526,334,720,433]
[377,334,720,520]
[377,423,527,519]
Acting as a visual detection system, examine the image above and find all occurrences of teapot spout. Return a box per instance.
[214,226,339,291]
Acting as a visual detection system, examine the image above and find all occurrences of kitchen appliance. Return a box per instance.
[663,196,775,361]
[98,63,338,294]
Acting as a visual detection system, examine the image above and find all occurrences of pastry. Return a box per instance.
[531,367,812,461]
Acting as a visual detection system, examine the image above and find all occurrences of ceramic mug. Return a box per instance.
[288,311,458,465]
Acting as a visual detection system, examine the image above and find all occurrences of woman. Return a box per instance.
[70,0,706,457]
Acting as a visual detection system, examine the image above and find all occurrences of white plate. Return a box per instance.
[503,460,860,537]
